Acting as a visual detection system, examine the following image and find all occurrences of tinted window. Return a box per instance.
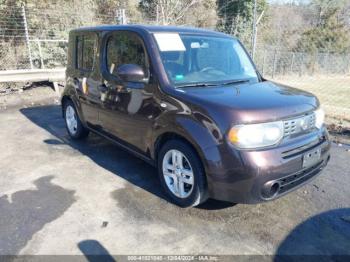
[76,34,96,71]
[107,32,148,77]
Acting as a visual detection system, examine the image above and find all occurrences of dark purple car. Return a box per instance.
[61,25,330,207]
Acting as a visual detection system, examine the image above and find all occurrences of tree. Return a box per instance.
[139,0,203,26]
[216,0,267,45]
[261,3,307,50]
[183,0,217,28]
[296,0,350,53]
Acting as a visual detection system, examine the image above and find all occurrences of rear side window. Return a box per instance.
[106,31,148,77]
[76,34,96,71]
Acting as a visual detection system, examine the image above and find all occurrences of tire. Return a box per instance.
[63,99,89,140]
[157,139,208,207]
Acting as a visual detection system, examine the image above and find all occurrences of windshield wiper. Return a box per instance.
[222,79,250,85]
[176,79,250,88]
[176,82,220,88]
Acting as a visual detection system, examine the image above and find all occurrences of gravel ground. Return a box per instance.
[0,86,349,259]
[0,83,60,110]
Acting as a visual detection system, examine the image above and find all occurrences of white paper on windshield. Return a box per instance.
[154,33,186,52]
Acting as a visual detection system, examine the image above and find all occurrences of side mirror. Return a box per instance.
[116,64,145,83]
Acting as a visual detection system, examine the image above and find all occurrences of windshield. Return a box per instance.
[154,33,259,87]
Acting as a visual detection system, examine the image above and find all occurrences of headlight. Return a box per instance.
[314,108,325,129]
[228,121,284,149]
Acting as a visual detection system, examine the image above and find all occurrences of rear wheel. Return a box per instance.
[63,100,89,139]
[158,140,208,207]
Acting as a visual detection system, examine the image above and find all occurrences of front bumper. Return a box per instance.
[204,127,331,204]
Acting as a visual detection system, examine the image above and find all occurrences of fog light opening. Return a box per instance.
[270,182,280,197]
[262,181,280,199]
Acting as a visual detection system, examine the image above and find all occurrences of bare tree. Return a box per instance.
[140,0,200,25]
[183,0,217,28]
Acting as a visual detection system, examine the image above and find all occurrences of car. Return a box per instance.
[61,25,331,207]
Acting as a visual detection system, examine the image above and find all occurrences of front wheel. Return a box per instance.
[158,140,208,207]
[63,100,89,139]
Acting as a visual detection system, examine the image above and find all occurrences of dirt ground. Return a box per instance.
[0,85,349,259]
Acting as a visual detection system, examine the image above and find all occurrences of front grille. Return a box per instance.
[283,113,316,137]
[277,161,324,194]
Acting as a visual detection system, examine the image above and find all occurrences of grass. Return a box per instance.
[272,75,350,127]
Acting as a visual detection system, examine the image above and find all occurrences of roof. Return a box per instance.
[71,24,231,38]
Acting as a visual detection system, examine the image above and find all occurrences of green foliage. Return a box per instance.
[0,0,23,41]
[139,0,155,19]
[297,0,350,53]
[216,0,267,43]
[1,0,349,68]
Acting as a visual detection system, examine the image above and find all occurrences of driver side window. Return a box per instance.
[106,32,149,78]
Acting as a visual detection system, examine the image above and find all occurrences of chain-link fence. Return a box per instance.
[255,49,350,77]
[0,40,31,70]
[0,4,120,71]
[252,46,350,127]
[0,2,349,129]
[0,3,120,93]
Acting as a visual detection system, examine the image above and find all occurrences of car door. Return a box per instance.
[98,30,156,153]
[74,32,100,127]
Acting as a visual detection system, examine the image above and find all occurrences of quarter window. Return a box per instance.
[76,34,96,71]
[106,32,148,77]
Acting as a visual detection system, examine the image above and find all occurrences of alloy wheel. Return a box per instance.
[162,149,194,198]
[65,105,78,135]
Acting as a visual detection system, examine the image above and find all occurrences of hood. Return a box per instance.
[173,81,319,124]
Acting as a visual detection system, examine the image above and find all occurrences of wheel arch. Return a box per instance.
[153,130,210,177]
[61,95,71,117]
[61,92,86,126]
